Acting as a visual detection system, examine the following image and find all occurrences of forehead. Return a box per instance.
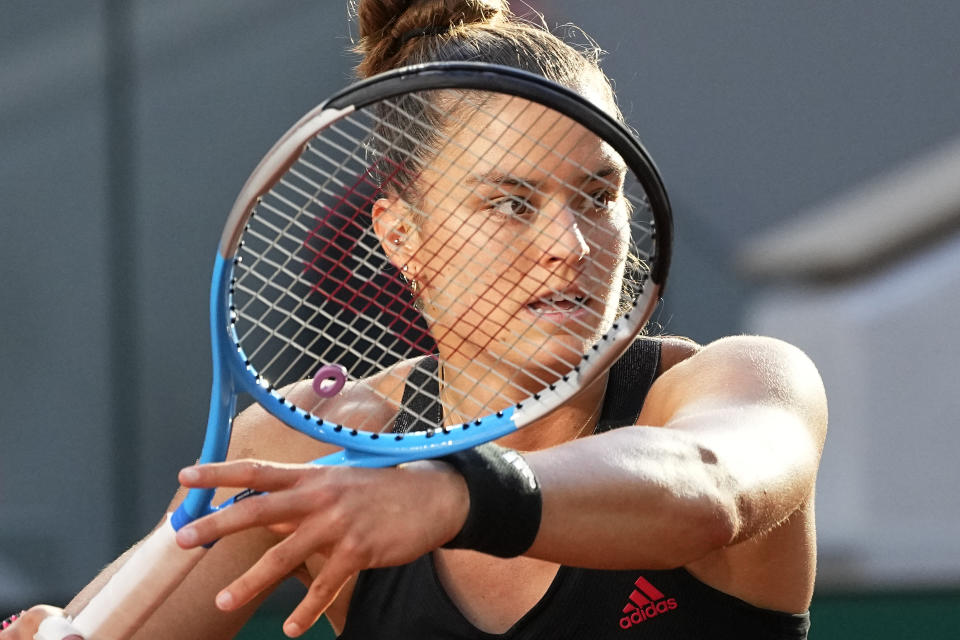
[430,92,624,182]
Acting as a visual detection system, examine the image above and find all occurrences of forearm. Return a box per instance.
[57,497,287,639]
[130,526,283,640]
[520,335,826,569]
[524,426,737,569]
[64,540,141,618]
[69,526,281,639]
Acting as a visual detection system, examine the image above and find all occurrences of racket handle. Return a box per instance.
[33,616,83,639]
[36,514,207,640]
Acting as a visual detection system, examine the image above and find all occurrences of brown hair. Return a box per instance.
[353,0,609,88]
[352,0,619,198]
[353,0,643,315]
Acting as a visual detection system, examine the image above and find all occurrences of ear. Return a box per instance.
[372,197,420,271]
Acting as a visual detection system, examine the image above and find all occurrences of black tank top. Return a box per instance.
[338,338,811,639]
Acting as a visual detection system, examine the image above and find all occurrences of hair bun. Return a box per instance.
[354,0,509,77]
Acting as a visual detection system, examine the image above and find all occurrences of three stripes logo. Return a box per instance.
[619,576,678,629]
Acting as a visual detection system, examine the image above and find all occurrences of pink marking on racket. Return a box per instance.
[2,612,21,630]
[312,364,347,397]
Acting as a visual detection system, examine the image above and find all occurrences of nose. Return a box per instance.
[536,206,590,265]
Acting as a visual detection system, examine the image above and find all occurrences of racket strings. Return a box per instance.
[370,93,595,418]
[231,87,659,432]
[391,97,635,413]
[236,107,438,402]
[238,119,424,384]
[365,92,549,416]
[354,91,562,411]
[244,148,608,412]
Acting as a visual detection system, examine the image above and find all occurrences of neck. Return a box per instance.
[435,343,594,426]
[490,372,608,452]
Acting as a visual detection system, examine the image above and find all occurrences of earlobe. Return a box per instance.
[372,197,419,271]
[372,197,406,263]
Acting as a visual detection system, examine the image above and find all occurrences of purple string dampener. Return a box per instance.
[312,364,347,398]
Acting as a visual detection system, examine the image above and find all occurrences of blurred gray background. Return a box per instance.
[2,1,959,635]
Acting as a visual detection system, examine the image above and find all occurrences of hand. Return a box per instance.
[0,605,82,640]
[175,458,468,637]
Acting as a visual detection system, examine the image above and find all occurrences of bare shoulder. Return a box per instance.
[226,358,422,464]
[656,335,701,375]
[640,335,827,456]
[654,335,825,418]
[661,333,818,375]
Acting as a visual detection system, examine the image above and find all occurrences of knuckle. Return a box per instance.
[305,578,336,610]
[242,495,268,520]
[300,481,336,510]
[322,507,350,536]
[337,534,371,564]
[265,543,299,570]
[245,460,270,480]
[307,579,330,597]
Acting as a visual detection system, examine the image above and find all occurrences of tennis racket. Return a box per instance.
[37,61,671,640]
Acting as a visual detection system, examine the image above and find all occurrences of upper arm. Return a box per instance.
[640,335,827,541]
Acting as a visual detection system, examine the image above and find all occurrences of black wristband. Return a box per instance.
[440,442,542,558]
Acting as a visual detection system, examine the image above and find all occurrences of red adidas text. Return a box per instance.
[619,576,679,629]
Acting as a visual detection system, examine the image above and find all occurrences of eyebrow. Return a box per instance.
[464,163,626,191]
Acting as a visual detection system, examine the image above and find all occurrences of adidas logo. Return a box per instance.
[619,576,678,629]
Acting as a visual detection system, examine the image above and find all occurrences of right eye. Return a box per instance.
[487,195,533,220]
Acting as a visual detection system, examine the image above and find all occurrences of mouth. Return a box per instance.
[526,292,591,318]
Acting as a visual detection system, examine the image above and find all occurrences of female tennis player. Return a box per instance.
[2,1,826,638]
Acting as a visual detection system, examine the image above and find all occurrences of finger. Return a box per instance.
[2,606,68,639]
[216,528,330,612]
[178,459,306,492]
[266,521,299,536]
[176,490,307,548]
[1,610,23,631]
[283,546,363,637]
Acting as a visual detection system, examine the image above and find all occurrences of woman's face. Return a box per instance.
[378,93,631,378]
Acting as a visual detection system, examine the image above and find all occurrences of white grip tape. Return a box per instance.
[36,514,208,640]
[33,616,83,639]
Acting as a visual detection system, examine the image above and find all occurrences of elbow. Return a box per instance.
[691,445,740,552]
[637,486,737,570]
[697,489,740,554]
[660,459,740,567]
[667,492,738,568]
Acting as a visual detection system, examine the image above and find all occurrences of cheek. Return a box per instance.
[431,247,522,313]
[420,221,532,300]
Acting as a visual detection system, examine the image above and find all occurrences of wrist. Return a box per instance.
[438,443,542,558]
[399,458,470,546]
